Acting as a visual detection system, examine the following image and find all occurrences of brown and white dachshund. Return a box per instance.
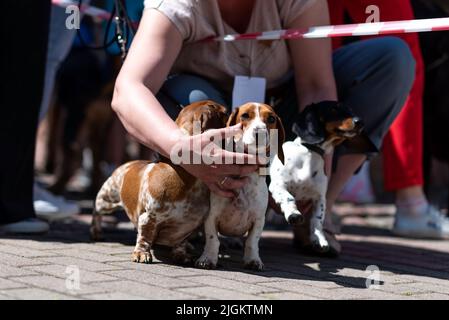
[195,103,285,271]
[91,101,228,264]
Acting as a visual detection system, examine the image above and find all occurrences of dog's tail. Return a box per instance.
[90,165,127,241]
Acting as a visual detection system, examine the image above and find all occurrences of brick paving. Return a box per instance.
[0,203,448,300]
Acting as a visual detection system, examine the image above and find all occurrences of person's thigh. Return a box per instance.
[333,36,416,153]
[157,74,229,120]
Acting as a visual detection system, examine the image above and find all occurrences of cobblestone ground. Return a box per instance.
[0,203,448,300]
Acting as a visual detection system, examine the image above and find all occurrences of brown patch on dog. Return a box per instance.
[120,161,150,223]
[146,101,227,204]
[176,100,228,135]
[147,163,197,203]
[325,119,356,146]
[339,118,356,131]
[259,105,285,163]
[325,118,355,133]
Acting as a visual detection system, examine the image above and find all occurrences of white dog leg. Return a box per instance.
[243,215,265,271]
[309,197,329,252]
[269,181,304,225]
[195,213,220,269]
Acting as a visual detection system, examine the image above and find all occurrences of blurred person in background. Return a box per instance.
[0,1,51,233]
[35,1,144,218]
[33,3,87,222]
[322,0,449,250]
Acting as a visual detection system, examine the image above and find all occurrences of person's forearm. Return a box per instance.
[112,79,182,158]
[288,0,338,112]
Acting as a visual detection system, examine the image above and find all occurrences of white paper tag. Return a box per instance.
[232,76,266,110]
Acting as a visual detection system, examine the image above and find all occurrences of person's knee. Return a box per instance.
[189,89,211,103]
[162,74,227,106]
[380,37,416,92]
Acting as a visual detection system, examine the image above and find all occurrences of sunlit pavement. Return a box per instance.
[0,203,448,300]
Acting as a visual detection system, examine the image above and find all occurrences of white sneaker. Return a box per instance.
[0,218,49,234]
[33,184,80,222]
[393,205,449,239]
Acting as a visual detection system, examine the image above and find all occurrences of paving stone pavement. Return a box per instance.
[0,203,448,300]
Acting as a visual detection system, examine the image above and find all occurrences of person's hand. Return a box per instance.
[170,124,259,198]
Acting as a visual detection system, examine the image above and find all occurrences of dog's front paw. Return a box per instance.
[287,211,304,225]
[132,250,153,264]
[195,256,217,270]
[286,209,304,226]
[244,259,264,271]
[310,230,329,253]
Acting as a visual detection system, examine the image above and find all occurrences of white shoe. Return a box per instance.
[0,218,49,234]
[33,184,80,222]
[393,205,449,240]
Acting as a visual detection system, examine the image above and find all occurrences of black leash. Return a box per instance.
[76,0,135,61]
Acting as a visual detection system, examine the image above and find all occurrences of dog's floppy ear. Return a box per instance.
[292,104,325,144]
[226,108,239,127]
[276,116,285,164]
[200,103,229,131]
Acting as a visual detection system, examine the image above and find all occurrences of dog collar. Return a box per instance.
[301,143,325,158]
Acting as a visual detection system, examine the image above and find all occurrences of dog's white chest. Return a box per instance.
[212,173,267,237]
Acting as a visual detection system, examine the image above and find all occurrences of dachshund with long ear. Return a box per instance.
[195,103,285,271]
[91,101,229,265]
[270,101,364,254]
[226,105,285,164]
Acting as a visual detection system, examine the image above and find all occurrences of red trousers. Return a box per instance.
[329,0,425,191]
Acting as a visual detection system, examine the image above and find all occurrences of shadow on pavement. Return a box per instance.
[1,217,448,290]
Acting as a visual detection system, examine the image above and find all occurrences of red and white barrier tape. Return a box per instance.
[209,17,449,42]
[52,0,449,41]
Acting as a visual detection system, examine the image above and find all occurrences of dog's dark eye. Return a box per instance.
[241,113,250,120]
[267,115,276,124]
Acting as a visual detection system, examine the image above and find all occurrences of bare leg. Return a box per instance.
[396,185,425,202]
[326,154,367,216]
[324,154,366,255]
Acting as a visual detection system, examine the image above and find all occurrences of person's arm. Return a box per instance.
[112,9,257,198]
[288,0,338,112]
[112,9,183,157]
